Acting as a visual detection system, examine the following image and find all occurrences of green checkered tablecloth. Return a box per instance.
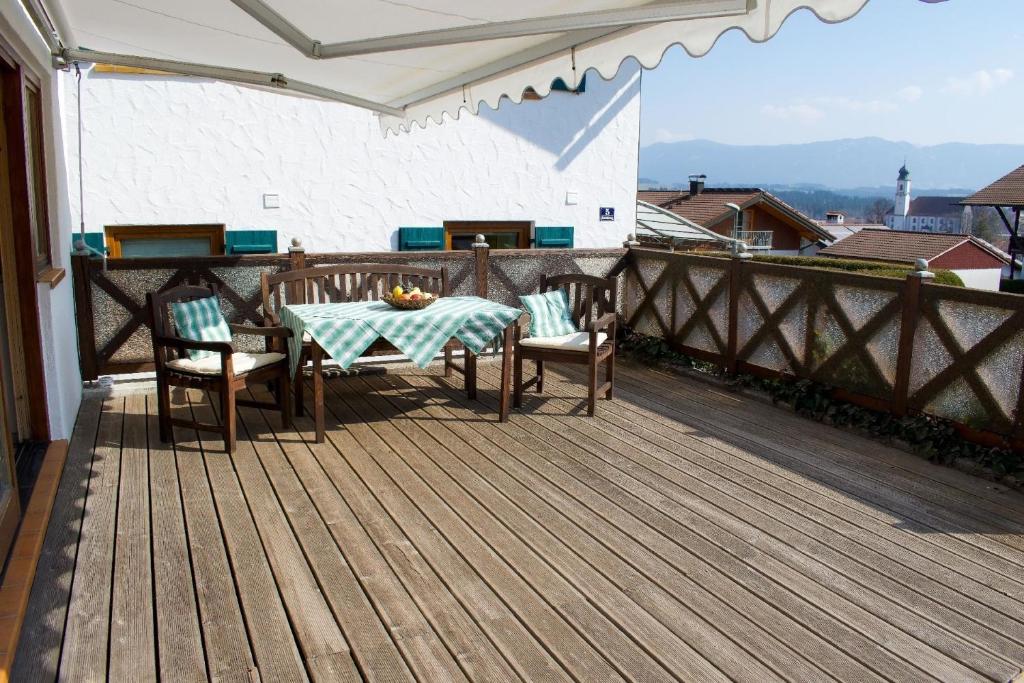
[280,296,522,378]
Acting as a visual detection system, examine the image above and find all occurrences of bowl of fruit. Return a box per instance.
[383,285,438,310]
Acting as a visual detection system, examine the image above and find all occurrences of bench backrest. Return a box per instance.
[261,263,449,324]
[540,273,617,330]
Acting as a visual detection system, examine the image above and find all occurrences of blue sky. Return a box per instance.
[638,0,1024,147]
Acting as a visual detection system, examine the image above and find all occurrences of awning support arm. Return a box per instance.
[57,49,404,117]
[227,0,750,60]
[316,0,750,58]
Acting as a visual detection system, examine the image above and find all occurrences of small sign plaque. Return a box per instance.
[599,207,615,221]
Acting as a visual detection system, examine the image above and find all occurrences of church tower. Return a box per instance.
[893,164,911,230]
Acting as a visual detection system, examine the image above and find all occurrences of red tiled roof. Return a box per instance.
[637,188,832,242]
[962,165,1024,207]
[818,228,1008,265]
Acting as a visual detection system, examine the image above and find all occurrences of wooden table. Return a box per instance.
[309,324,514,442]
[279,298,521,443]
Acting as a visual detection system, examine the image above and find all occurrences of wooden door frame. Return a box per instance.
[0,39,50,442]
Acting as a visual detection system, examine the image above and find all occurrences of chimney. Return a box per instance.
[688,174,706,196]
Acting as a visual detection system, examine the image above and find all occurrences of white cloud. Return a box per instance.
[897,85,923,103]
[941,68,1014,96]
[760,103,824,124]
[814,96,897,114]
[651,128,694,144]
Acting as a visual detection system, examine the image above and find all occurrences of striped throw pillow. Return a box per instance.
[520,289,578,339]
[171,295,232,361]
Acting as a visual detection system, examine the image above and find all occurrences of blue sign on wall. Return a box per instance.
[599,207,615,221]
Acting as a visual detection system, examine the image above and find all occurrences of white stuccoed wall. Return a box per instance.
[64,63,641,252]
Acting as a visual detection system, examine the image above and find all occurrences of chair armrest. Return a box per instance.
[587,312,617,333]
[229,323,293,339]
[154,335,234,354]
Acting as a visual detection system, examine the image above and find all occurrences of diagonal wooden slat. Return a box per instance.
[673,270,729,356]
[910,303,1024,428]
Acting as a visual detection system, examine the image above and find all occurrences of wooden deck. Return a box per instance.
[11,360,1024,682]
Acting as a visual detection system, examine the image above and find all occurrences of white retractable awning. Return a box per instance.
[21,0,911,134]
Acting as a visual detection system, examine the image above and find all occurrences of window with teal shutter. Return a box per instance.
[534,226,574,248]
[81,232,106,254]
[399,227,445,251]
[226,229,278,254]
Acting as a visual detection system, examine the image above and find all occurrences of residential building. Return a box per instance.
[884,164,971,233]
[960,164,1024,279]
[819,228,1009,290]
[816,210,887,243]
[637,176,834,255]
[65,64,641,254]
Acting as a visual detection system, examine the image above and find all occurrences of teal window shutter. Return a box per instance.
[399,227,445,251]
[82,232,106,254]
[226,229,277,254]
[534,226,574,249]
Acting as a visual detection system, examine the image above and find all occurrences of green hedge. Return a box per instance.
[696,251,964,287]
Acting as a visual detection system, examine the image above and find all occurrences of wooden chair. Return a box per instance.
[148,284,292,453]
[260,264,458,416]
[514,274,617,416]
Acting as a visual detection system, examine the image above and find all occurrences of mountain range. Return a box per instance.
[638,137,1024,192]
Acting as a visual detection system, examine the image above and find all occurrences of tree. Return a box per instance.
[971,207,1005,244]
[866,199,891,224]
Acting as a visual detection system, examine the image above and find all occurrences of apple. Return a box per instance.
[410,293,422,301]
[410,286,422,295]
[400,293,412,301]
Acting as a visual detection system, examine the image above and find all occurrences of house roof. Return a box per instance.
[636,188,833,242]
[961,165,1024,207]
[635,200,733,245]
[818,228,1009,265]
[887,196,965,218]
[814,222,887,243]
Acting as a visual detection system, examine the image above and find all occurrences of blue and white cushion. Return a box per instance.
[170,295,232,361]
[519,289,578,338]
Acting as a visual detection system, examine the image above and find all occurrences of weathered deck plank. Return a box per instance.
[146,395,206,682]
[16,362,1024,683]
[109,393,156,681]
[58,396,124,681]
[171,393,257,682]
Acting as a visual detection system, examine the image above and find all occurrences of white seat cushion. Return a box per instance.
[519,332,607,352]
[167,351,285,376]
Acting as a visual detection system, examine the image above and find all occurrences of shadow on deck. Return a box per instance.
[11,361,1024,682]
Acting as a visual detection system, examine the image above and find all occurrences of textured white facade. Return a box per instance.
[63,64,642,252]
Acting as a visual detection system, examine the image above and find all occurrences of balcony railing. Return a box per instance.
[70,242,1024,445]
[734,230,773,249]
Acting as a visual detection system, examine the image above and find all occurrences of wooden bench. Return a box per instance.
[260,264,469,419]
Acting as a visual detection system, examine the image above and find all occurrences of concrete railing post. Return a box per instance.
[726,242,753,374]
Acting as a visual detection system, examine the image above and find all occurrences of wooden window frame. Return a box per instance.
[443,221,532,250]
[23,79,51,274]
[104,224,226,258]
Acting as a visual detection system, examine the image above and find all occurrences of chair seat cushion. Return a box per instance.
[167,351,285,376]
[519,332,607,352]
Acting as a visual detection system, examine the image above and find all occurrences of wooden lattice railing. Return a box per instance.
[70,244,627,379]
[622,247,1024,440]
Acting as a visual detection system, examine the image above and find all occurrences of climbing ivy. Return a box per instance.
[617,329,1021,483]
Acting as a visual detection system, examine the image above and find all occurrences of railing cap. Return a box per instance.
[289,237,305,253]
[470,234,489,249]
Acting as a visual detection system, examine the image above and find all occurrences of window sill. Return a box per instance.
[35,267,65,289]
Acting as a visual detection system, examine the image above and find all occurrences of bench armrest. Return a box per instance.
[229,323,292,339]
